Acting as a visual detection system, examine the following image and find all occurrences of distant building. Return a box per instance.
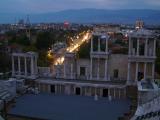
[135,20,144,30]
[93,24,120,34]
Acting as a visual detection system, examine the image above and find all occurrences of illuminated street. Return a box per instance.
[53,31,91,65]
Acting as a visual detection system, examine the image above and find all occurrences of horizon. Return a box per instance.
[1,8,160,14]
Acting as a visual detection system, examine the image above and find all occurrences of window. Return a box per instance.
[113,69,118,78]
[80,67,86,76]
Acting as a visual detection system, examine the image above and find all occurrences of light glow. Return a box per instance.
[53,31,91,65]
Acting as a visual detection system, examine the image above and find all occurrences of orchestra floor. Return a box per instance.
[9,93,131,120]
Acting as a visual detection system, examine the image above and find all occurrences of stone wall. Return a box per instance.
[108,54,128,80]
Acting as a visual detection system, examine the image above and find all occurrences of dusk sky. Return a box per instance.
[0,0,160,13]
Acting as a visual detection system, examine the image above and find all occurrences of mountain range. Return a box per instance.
[0,9,160,25]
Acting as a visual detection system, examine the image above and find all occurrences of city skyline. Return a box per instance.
[0,0,160,14]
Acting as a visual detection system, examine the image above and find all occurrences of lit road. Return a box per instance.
[53,31,91,65]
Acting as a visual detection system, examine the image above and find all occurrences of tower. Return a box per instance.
[135,20,144,30]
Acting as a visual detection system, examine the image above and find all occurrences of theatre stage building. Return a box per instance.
[12,28,157,99]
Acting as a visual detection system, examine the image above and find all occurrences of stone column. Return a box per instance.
[94,87,97,95]
[137,38,140,56]
[24,57,27,76]
[145,38,148,56]
[153,39,156,56]
[118,89,121,99]
[106,38,108,53]
[114,88,116,99]
[12,55,15,76]
[128,37,131,55]
[71,63,73,79]
[104,59,108,80]
[54,84,58,94]
[63,60,66,78]
[108,88,110,96]
[90,57,93,80]
[97,58,100,80]
[84,87,87,96]
[144,62,147,80]
[18,56,21,75]
[35,56,38,74]
[127,62,131,83]
[98,37,100,52]
[91,36,93,52]
[135,62,139,81]
[31,56,34,75]
[152,63,155,81]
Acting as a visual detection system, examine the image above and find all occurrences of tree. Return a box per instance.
[23,45,37,52]
[77,41,90,58]
[9,34,30,46]
[35,32,53,50]
[0,52,11,72]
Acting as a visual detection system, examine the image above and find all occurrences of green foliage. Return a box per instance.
[35,32,53,50]
[23,45,38,52]
[115,39,127,46]
[9,34,30,46]
[37,50,50,67]
[0,52,11,72]
[77,41,90,58]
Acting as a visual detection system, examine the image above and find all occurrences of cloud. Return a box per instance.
[0,0,160,13]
